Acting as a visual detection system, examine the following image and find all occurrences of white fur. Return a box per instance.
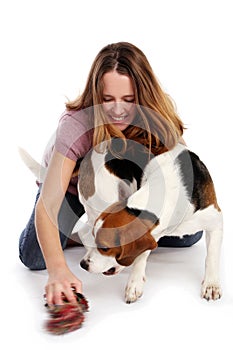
[125,250,150,303]
[81,248,118,274]
[74,146,137,247]
[82,144,223,303]
[128,144,192,233]
[78,151,129,223]
[20,144,223,303]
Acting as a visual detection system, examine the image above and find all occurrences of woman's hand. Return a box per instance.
[45,266,83,306]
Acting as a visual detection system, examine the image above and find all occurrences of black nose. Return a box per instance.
[80,259,89,271]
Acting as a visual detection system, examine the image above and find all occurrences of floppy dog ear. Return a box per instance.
[116,218,157,266]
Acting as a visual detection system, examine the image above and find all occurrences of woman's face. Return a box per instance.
[102,71,136,131]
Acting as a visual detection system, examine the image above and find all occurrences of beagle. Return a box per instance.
[78,141,223,304]
[19,140,223,304]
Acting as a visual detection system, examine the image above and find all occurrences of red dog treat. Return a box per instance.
[44,292,89,335]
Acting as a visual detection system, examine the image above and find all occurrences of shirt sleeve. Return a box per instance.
[54,110,93,161]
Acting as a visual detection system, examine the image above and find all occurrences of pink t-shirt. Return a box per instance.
[43,109,94,195]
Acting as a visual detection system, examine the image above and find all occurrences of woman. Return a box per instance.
[19,42,202,306]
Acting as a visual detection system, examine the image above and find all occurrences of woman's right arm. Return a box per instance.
[35,150,82,305]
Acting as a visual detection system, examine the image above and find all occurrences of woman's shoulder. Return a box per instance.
[57,108,94,141]
[55,108,94,162]
[59,108,93,127]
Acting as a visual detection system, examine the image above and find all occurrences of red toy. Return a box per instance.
[44,292,89,335]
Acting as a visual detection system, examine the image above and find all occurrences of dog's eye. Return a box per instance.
[100,247,110,252]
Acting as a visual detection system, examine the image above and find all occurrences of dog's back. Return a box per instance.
[176,149,220,211]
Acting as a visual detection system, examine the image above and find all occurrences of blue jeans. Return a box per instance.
[19,189,85,270]
[19,190,203,270]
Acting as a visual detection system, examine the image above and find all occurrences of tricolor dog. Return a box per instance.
[77,141,223,304]
[19,139,223,304]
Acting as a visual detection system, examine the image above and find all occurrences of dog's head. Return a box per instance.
[80,202,158,275]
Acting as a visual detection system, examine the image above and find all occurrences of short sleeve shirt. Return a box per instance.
[43,109,94,195]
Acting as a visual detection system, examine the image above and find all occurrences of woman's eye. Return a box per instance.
[124,99,134,103]
[103,98,134,103]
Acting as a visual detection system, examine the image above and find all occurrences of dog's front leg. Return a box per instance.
[201,225,223,301]
[125,250,151,304]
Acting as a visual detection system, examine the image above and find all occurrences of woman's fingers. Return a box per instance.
[71,281,83,294]
[45,268,83,305]
[45,281,82,306]
[62,285,77,304]
[45,283,63,306]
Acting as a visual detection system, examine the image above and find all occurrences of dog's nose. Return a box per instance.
[80,259,89,271]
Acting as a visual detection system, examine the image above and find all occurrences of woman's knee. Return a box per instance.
[19,223,46,270]
[19,250,46,270]
[19,234,46,270]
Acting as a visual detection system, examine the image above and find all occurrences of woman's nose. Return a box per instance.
[111,102,125,115]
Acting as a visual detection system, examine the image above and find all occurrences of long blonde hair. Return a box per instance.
[66,42,184,156]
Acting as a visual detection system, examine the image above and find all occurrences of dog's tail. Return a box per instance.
[18,147,46,182]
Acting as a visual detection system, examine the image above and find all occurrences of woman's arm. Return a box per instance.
[35,150,82,305]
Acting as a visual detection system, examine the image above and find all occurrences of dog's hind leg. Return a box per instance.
[201,211,223,301]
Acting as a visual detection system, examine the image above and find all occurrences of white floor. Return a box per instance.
[3,211,233,349]
[1,1,233,348]
[2,129,232,350]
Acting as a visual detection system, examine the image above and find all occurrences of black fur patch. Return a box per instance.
[105,139,153,189]
[126,206,159,224]
[176,150,214,211]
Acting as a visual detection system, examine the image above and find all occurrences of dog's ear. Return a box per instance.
[116,218,157,266]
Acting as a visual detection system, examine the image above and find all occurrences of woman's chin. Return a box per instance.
[113,122,129,131]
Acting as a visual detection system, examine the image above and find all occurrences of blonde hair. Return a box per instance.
[66,42,184,156]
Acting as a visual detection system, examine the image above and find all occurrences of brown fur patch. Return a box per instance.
[78,151,95,200]
[202,180,221,212]
[96,205,158,266]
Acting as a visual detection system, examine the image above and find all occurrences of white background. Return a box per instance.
[0,0,232,348]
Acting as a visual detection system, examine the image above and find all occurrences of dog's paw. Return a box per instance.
[125,276,145,304]
[201,281,222,301]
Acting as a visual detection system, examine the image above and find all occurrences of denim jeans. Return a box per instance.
[19,190,203,270]
[19,189,85,270]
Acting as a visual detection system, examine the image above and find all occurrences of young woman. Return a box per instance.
[19,42,202,306]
